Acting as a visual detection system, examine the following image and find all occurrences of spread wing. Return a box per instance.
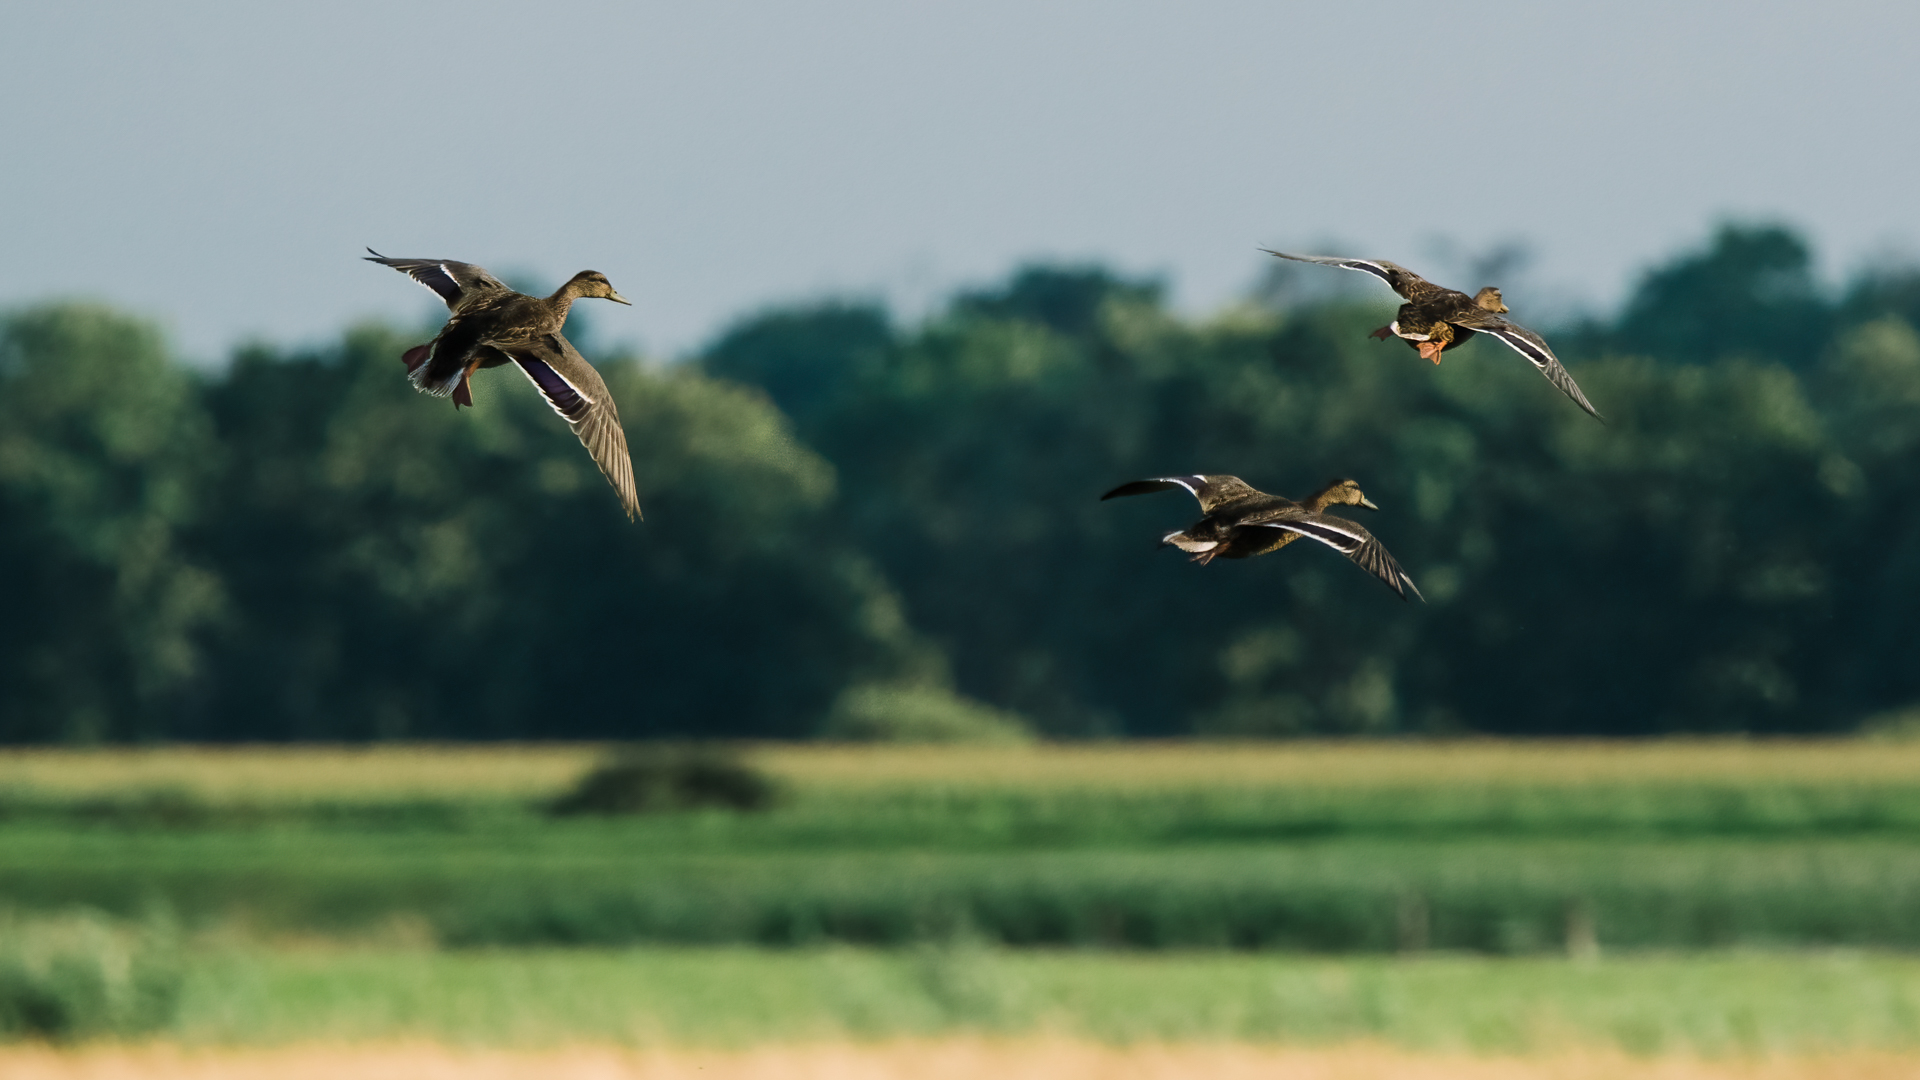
[1260,249,1426,300]
[1250,512,1423,602]
[1447,308,1604,422]
[1101,475,1257,513]
[505,333,642,521]
[365,248,511,312]
[1102,475,1208,505]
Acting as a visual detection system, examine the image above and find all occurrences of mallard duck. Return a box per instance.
[1262,250,1602,421]
[1100,474,1423,601]
[367,249,642,520]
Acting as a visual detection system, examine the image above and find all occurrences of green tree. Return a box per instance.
[703,302,891,428]
[0,305,222,741]
[704,255,1917,737]
[1614,222,1833,367]
[191,326,938,739]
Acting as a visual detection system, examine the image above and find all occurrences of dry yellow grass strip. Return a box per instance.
[0,744,598,801]
[757,739,1920,790]
[0,1040,1915,1080]
[8,738,1920,803]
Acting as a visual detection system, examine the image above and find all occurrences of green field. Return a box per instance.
[2,741,1919,954]
[9,906,1920,1053]
[160,946,1920,1054]
[3,741,1920,1047]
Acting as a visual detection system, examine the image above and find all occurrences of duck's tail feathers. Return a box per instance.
[1162,532,1218,554]
[406,358,461,398]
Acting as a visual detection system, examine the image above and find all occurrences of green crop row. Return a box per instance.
[163,945,1920,1053]
[7,743,1920,954]
[3,821,1917,952]
[7,906,1920,1050]
[430,840,1920,952]
[9,779,1920,845]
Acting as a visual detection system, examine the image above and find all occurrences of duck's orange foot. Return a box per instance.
[452,360,484,409]
[401,344,431,373]
[1368,325,1394,341]
[1417,341,1445,364]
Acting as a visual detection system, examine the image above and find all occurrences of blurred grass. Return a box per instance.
[0,745,596,804]
[4,742,1920,951]
[167,944,1920,1054]
[10,741,1920,801]
[3,824,1919,952]
[0,910,179,1040]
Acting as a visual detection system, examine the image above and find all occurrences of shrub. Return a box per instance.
[0,910,180,1041]
[548,745,778,815]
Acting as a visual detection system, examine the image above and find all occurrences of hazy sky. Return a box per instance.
[4,1,1916,363]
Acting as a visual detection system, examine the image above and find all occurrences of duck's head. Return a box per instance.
[1473,286,1508,313]
[565,271,632,305]
[1318,478,1379,511]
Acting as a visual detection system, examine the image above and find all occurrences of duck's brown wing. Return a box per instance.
[1446,308,1603,422]
[504,333,642,521]
[1248,511,1423,602]
[1101,474,1261,514]
[365,249,512,312]
[1225,501,1310,558]
[1260,250,1430,301]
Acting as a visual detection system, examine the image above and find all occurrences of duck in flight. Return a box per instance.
[1101,474,1422,601]
[366,249,642,520]
[1262,250,1603,421]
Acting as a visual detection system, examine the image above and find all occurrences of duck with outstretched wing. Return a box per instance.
[1101,474,1422,602]
[1262,250,1602,421]
[366,249,642,521]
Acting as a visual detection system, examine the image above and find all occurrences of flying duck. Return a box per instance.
[1262,250,1603,421]
[1101,474,1423,601]
[366,249,642,520]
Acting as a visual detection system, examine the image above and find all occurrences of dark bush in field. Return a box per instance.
[8,767,1920,954]
[548,746,779,815]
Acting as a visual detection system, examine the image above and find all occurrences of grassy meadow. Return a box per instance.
[2,740,1919,1057]
[162,946,1920,1053]
[4,741,1920,951]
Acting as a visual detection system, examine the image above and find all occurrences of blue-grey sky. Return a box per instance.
[4,1,1915,363]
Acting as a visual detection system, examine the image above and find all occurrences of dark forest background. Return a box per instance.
[4,223,1919,743]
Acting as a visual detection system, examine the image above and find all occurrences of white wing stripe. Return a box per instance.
[512,356,597,424]
[557,368,595,405]
[1337,260,1398,286]
[1252,518,1368,544]
[1264,250,1397,289]
[1485,328,1551,371]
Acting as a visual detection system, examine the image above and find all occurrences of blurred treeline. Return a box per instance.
[3,222,1918,742]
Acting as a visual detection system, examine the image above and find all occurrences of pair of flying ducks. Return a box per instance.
[369,248,1594,598]
[1103,250,1600,601]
